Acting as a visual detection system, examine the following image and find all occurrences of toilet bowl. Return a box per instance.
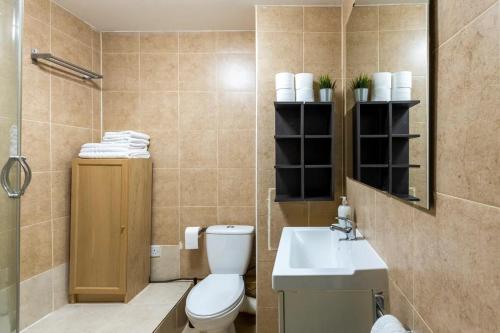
[184,225,254,333]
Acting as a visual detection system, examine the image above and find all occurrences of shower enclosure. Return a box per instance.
[0,0,30,332]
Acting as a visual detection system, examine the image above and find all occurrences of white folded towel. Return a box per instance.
[81,143,148,150]
[371,315,407,333]
[79,151,150,159]
[103,131,150,140]
[101,138,150,146]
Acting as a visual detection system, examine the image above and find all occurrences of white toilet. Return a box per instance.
[185,225,254,333]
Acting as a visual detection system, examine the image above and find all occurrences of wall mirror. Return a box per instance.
[345,0,430,209]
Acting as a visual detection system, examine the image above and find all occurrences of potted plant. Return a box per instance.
[318,75,336,102]
[351,74,370,102]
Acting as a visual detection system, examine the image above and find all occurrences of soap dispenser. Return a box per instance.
[337,196,352,228]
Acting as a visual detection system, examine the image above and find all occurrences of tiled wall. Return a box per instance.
[255,6,343,332]
[345,1,499,332]
[19,0,101,329]
[100,31,256,282]
[345,4,428,204]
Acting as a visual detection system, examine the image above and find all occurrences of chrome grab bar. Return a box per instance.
[1,156,32,198]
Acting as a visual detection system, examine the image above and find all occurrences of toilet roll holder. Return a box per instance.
[375,292,413,332]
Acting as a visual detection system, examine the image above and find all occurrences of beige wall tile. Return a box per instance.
[148,128,179,168]
[218,130,255,168]
[256,6,303,32]
[24,0,50,23]
[140,92,178,132]
[152,168,179,207]
[20,221,52,281]
[102,32,140,52]
[217,53,256,91]
[346,31,378,77]
[102,91,140,131]
[53,216,69,266]
[22,120,50,172]
[20,172,51,227]
[413,311,432,333]
[308,201,336,227]
[218,168,255,206]
[270,202,308,249]
[53,263,69,310]
[179,92,217,130]
[346,6,378,32]
[151,245,180,281]
[179,130,217,168]
[179,53,216,91]
[304,6,341,32]
[51,3,92,46]
[436,4,499,207]
[92,30,101,51]
[257,261,278,307]
[379,30,427,76]
[140,32,178,53]
[19,268,52,329]
[304,32,342,79]
[436,0,497,46]
[102,53,140,91]
[50,124,91,172]
[256,306,279,333]
[51,28,92,70]
[257,217,277,263]
[51,76,92,127]
[180,206,217,228]
[180,237,210,278]
[180,169,217,206]
[379,4,427,31]
[217,92,256,130]
[152,207,179,245]
[22,14,50,65]
[51,170,71,219]
[216,31,255,54]
[179,32,216,53]
[388,279,414,331]
[218,206,255,225]
[140,53,178,91]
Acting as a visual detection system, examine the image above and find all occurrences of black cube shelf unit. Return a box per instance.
[275,101,334,202]
[353,100,421,202]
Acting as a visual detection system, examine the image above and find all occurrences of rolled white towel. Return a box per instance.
[79,151,150,159]
[371,315,407,333]
[103,131,150,140]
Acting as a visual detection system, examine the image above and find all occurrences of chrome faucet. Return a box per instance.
[330,216,358,240]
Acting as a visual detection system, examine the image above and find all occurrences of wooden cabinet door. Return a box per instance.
[70,161,128,296]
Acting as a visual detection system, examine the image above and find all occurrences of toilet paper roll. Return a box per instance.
[392,71,412,88]
[295,73,314,90]
[372,72,392,89]
[185,227,201,250]
[276,88,295,102]
[275,72,295,90]
[391,87,412,101]
[296,88,314,102]
[371,315,406,333]
[371,88,391,101]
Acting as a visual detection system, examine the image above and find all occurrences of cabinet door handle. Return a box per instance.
[0,156,32,198]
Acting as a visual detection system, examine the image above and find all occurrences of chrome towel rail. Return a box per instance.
[31,49,103,80]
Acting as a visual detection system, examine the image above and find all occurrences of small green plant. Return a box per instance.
[318,75,336,90]
[351,74,371,90]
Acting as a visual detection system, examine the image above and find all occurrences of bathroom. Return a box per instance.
[0,0,498,332]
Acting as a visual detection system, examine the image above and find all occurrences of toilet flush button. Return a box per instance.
[227,225,235,228]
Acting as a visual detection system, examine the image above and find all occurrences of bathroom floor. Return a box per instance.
[21,282,191,333]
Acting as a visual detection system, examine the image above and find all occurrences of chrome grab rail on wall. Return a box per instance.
[30,48,103,80]
[1,156,32,198]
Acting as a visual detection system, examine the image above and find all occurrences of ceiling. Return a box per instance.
[54,0,342,32]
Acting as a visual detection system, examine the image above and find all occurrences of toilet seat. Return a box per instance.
[186,274,245,319]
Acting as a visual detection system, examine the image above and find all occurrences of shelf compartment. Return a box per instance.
[304,167,332,200]
[304,104,332,135]
[360,167,389,192]
[276,168,302,201]
[392,138,409,165]
[275,103,301,136]
[360,137,389,164]
[393,193,420,202]
[358,103,389,135]
[276,138,301,165]
[304,138,331,165]
[391,167,409,197]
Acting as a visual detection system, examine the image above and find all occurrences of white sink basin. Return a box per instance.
[272,227,388,291]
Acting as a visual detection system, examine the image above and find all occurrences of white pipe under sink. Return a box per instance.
[239,295,256,315]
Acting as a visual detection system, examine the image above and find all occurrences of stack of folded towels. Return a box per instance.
[79,131,150,159]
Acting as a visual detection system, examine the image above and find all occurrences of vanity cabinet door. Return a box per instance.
[69,160,128,301]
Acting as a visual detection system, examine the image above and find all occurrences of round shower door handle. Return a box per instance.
[0,156,32,198]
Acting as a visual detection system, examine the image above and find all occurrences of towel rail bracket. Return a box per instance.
[31,48,103,80]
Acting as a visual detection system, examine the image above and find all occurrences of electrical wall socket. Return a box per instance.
[151,245,161,258]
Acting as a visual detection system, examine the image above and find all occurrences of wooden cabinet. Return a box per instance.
[69,158,152,303]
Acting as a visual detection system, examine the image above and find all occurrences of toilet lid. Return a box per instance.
[186,274,244,318]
